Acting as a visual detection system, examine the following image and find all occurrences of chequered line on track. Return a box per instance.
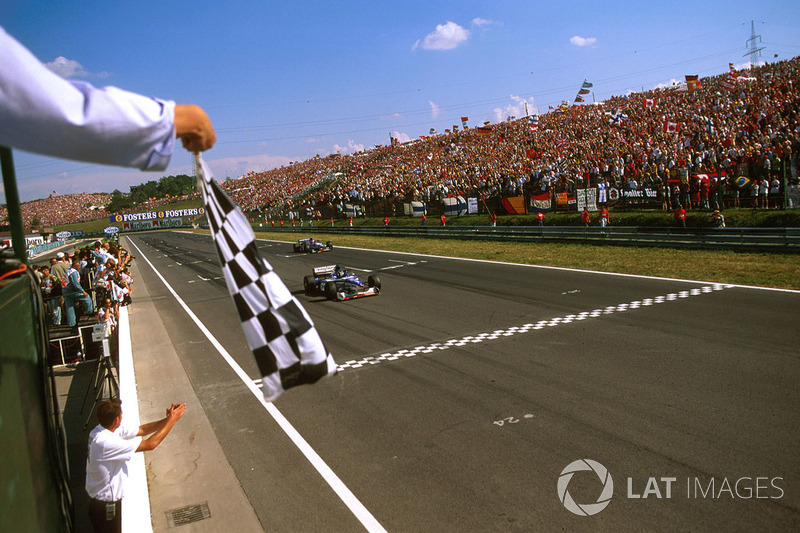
[333,283,733,371]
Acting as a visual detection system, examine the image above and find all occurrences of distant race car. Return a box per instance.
[303,265,381,301]
[293,237,333,253]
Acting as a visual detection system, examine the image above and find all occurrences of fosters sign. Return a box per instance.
[109,207,205,223]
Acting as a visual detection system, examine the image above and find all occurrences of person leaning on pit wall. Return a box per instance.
[86,398,186,533]
[0,25,215,168]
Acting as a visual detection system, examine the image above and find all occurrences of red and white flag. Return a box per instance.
[643,98,656,109]
[663,120,679,133]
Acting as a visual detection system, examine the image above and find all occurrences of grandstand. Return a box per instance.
[4,58,798,228]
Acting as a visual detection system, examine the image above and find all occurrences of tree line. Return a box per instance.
[106,174,195,212]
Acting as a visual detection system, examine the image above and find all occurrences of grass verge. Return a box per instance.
[229,230,800,291]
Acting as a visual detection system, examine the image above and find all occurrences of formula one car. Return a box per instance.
[293,238,333,253]
[303,265,381,301]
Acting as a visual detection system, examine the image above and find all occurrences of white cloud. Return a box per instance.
[44,56,108,78]
[392,131,412,143]
[472,18,495,27]
[45,56,88,78]
[413,21,470,51]
[570,35,597,47]
[493,95,537,124]
[206,153,294,179]
[332,140,365,154]
[429,101,442,119]
[654,78,683,90]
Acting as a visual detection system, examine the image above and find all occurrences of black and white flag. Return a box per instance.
[195,154,336,401]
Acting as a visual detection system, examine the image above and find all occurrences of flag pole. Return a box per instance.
[0,146,26,263]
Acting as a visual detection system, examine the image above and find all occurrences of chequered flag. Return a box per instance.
[195,154,336,401]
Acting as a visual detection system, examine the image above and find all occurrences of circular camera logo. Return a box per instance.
[557,459,614,516]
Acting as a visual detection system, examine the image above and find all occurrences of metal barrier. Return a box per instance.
[254,225,800,252]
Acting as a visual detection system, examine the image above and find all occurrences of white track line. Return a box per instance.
[127,238,387,533]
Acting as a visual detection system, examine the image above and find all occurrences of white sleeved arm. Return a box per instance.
[0,26,176,170]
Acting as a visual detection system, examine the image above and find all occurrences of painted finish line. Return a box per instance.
[252,283,733,391]
[332,283,733,371]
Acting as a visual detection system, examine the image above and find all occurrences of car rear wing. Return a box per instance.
[313,265,337,276]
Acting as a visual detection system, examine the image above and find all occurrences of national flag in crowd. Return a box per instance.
[528,114,539,132]
[526,148,540,159]
[461,116,469,128]
[556,137,568,149]
[735,176,751,188]
[685,74,701,92]
[643,98,656,109]
[722,74,736,90]
[663,120,679,133]
[597,182,607,203]
[574,95,585,103]
[581,80,593,89]
[195,154,336,401]
[429,128,437,136]
[453,125,459,132]
[695,114,715,134]
[609,108,628,124]
[476,126,492,136]
[530,192,552,211]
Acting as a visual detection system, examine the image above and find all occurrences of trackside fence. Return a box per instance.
[253,225,800,253]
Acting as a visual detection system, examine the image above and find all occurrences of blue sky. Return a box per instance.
[3,1,800,202]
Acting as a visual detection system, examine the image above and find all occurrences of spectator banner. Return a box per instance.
[620,187,660,205]
[443,196,468,217]
[501,197,526,215]
[55,231,72,239]
[597,183,607,203]
[343,204,363,217]
[468,197,478,214]
[103,226,119,235]
[529,192,552,212]
[577,188,599,212]
[109,207,204,223]
[403,202,426,217]
[556,193,577,207]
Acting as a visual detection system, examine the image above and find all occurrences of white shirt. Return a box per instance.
[0,26,175,170]
[85,424,142,502]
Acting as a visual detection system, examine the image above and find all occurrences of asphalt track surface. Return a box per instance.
[125,231,799,532]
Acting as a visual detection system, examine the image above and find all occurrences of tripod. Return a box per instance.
[82,337,119,430]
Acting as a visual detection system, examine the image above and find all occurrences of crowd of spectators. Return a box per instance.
[222,57,799,217]
[34,238,134,332]
[1,192,112,228]
[5,58,798,229]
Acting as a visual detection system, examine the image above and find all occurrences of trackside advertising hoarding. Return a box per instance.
[109,207,204,223]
